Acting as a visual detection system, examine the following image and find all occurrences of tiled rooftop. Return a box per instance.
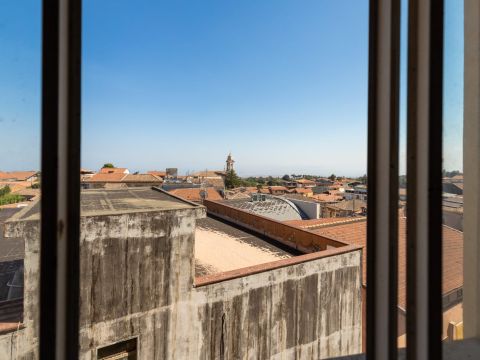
[99,167,128,174]
[283,217,364,228]
[84,173,127,182]
[296,217,463,309]
[122,174,163,182]
[147,170,167,177]
[168,187,223,202]
[0,172,37,181]
[190,170,225,177]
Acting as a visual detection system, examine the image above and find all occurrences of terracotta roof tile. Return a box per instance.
[148,171,167,177]
[190,170,225,177]
[0,171,37,181]
[283,217,362,228]
[269,186,288,191]
[168,188,222,202]
[295,179,316,185]
[306,217,463,309]
[293,188,313,194]
[99,167,128,174]
[84,173,127,182]
[122,174,163,183]
[311,194,343,202]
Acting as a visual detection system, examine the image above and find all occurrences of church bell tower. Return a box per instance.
[226,152,235,172]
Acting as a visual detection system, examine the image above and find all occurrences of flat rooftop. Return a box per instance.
[195,216,296,276]
[9,187,198,222]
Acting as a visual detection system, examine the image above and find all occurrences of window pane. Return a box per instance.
[81,1,368,358]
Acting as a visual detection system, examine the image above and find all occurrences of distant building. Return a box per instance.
[190,170,226,190]
[80,169,95,181]
[343,185,368,201]
[224,187,258,200]
[147,170,167,179]
[0,171,40,202]
[292,187,314,197]
[0,171,38,183]
[268,186,289,195]
[322,199,367,218]
[165,168,178,178]
[293,179,316,188]
[443,182,463,195]
[81,173,163,189]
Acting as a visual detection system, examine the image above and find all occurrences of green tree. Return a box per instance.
[102,163,115,168]
[282,174,290,181]
[328,174,336,181]
[443,170,461,178]
[0,185,11,197]
[225,169,241,189]
[358,174,367,184]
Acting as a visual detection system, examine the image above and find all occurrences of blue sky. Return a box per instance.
[0,0,463,177]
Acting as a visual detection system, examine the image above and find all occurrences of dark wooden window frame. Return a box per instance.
[39,0,444,358]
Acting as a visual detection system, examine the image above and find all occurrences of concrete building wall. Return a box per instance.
[0,204,362,359]
[193,249,363,359]
[78,207,204,359]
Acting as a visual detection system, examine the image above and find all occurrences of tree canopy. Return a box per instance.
[0,185,11,197]
[224,169,241,189]
[102,163,115,168]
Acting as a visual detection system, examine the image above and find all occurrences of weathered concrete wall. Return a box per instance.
[193,250,363,360]
[78,207,204,359]
[0,205,362,360]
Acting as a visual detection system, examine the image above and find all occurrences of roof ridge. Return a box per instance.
[310,217,366,229]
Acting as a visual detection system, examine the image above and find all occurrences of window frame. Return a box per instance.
[38,0,446,358]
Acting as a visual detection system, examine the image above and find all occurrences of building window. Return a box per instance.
[97,338,137,360]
